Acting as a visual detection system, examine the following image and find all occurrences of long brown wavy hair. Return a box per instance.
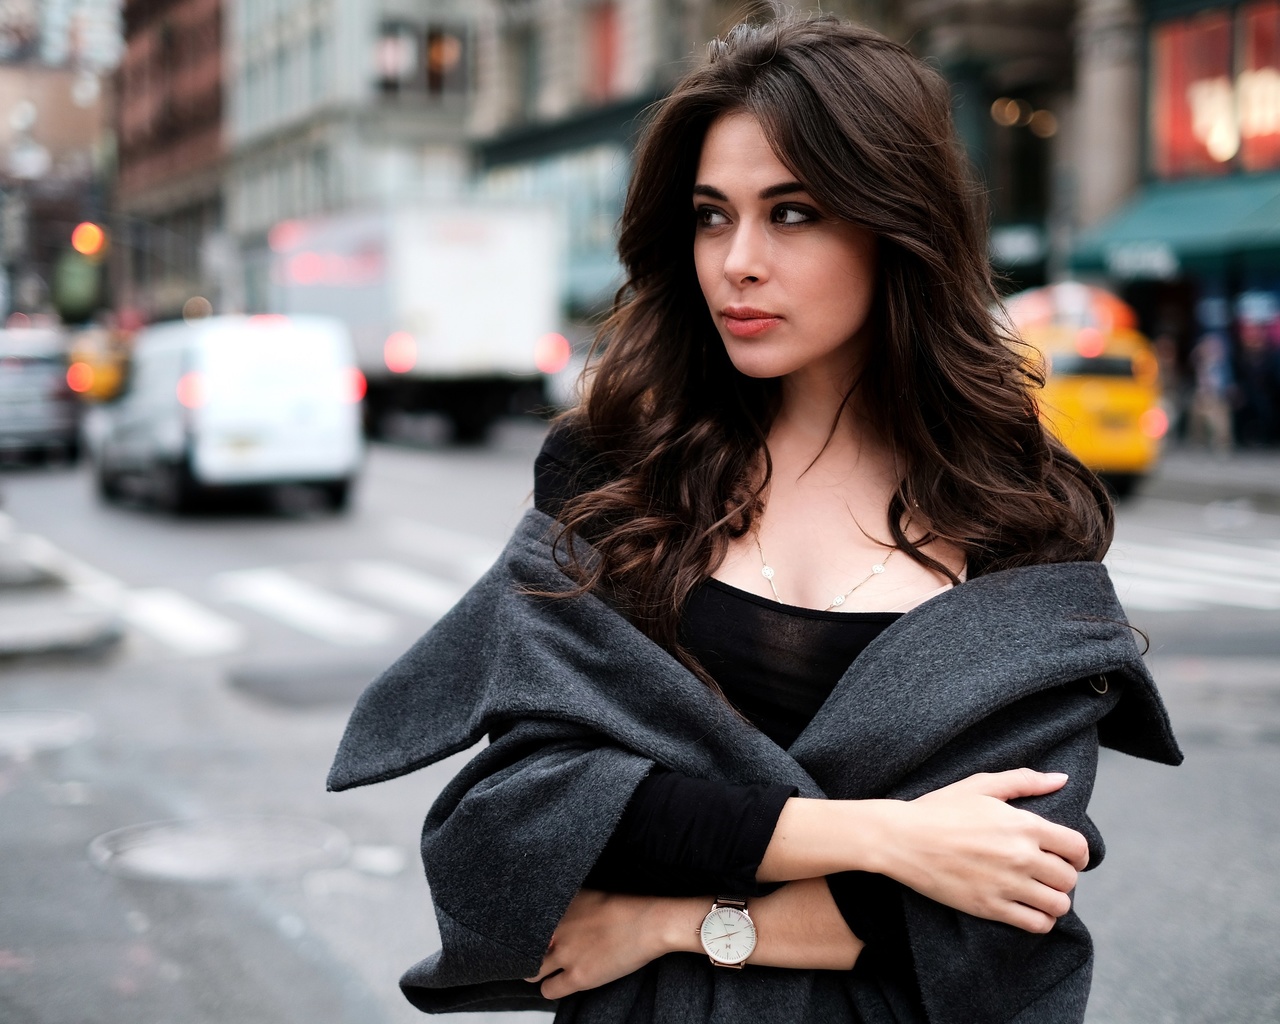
[550,13,1114,668]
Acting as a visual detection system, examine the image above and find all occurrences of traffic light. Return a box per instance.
[70,221,107,259]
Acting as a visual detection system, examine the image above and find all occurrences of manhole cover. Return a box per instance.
[88,816,351,882]
[0,709,94,759]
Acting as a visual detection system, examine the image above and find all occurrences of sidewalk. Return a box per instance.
[1144,446,1280,508]
[0,513,122,660]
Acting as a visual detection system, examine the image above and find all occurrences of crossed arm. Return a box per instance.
[528,768,1090,1000]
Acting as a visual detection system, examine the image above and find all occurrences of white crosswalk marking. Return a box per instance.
[212,568,399,646]
[1106,531,1280,611]
[120,589,246,656]
[385,518,501,581]
[342,560,465,619]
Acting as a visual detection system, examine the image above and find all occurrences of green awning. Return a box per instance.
[1073,173,1280,273]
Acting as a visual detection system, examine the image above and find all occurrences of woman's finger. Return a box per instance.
[1037,821,1091,871]
[964,768,1069,802]
[540,967,580,1001]
[996,900,1058,934]
[1012,880,1073,920]
[524,954,558,984]
[1031,853,1080,895]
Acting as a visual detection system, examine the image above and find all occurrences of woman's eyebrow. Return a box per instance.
[691,182,808,201]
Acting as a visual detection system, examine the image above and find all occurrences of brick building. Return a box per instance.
[114,0,225,319]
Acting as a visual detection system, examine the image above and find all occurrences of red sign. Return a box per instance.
[1151,12,1234,177]
[1241,2,1280,171]
[1151,4,1280,177]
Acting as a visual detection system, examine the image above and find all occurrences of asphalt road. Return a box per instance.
[0,420,1276,1024]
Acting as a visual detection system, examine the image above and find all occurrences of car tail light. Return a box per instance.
[534,333,572,375]
[344,367,367,403]
[1139,407,1169,439]
[66,361,94,393]
[177,371,204,409]
[384,332,416,373]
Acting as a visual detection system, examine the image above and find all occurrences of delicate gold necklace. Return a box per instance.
[753,532,896,611]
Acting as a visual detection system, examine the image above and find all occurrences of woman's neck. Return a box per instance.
[770,374,893,484]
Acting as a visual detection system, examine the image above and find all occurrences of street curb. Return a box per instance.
[0,592,123,660]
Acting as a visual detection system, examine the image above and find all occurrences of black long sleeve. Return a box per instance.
[585,768,796,896]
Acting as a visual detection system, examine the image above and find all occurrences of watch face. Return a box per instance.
[700,906,757,965]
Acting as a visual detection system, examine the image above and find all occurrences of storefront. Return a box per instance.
[1075,0,1280,445]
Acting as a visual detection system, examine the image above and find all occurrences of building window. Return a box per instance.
[376,21,468,97]
[583,2,620,104]
[509,24,539,123]
[1151,2,1280,177]
[310,27,328,102]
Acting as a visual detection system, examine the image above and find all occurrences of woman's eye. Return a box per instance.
[695,206,729,227]
[773,205,816,225]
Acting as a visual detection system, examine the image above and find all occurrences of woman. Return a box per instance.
[329,14,1181,1023]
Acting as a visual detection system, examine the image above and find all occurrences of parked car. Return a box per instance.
[93,314,364,512]
[0,326,80,464]
[1004,284,1166,497]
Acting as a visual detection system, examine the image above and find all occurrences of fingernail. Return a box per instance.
[1044,772,1069,782]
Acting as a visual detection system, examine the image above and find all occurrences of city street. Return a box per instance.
[1,420,1277,1024]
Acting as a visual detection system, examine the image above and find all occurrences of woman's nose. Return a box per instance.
[722,222,768,285]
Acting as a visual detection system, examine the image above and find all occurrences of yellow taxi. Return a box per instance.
[1004,284,1166,496]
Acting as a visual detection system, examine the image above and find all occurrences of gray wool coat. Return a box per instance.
[328,509,1182,1024]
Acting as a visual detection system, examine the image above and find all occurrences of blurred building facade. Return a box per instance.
[0,0,119,320]
[1074,0,1280,446]
[469,0,898,321]
[225,0,474,313]
[115,0,223,321]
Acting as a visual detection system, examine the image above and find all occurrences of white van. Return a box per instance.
[94,315,364,512]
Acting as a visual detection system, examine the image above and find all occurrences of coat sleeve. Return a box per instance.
[396,717,655,1015]
[837,676,1123,1024]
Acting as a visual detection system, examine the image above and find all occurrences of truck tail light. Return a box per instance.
[534,333,572,374]
[384,332,416,373]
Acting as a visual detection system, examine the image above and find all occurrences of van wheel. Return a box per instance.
[321,479,352,513]
[155,460,201,514]
[96,464,124,503]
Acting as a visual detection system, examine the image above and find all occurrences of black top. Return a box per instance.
[535,424,904,919]
[683,579,901,750]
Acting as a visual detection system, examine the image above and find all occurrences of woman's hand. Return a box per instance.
[525,890,699,1000]
[872,769,1090,933]
[527,882,863,996]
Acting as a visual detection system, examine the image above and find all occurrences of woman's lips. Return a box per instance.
[721,309,783,338]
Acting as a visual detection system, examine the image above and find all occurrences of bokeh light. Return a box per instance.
[384,332,417,373]
[66,361,95,393]
[534,333,572,375]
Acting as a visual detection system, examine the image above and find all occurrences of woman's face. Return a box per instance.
[693,112,878,388]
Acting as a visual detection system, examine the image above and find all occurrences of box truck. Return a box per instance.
[266,203,565,442]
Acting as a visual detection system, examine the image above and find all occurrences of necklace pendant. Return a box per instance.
[761,565,775,580]
[872,564,885,574]
[830,594,845,607]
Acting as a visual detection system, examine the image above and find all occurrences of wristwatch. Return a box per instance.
[699,895,757,968]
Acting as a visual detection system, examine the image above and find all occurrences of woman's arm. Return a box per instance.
[760,768,1089,933]
[528,879,861,1000]
[530,769,1091,1000]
